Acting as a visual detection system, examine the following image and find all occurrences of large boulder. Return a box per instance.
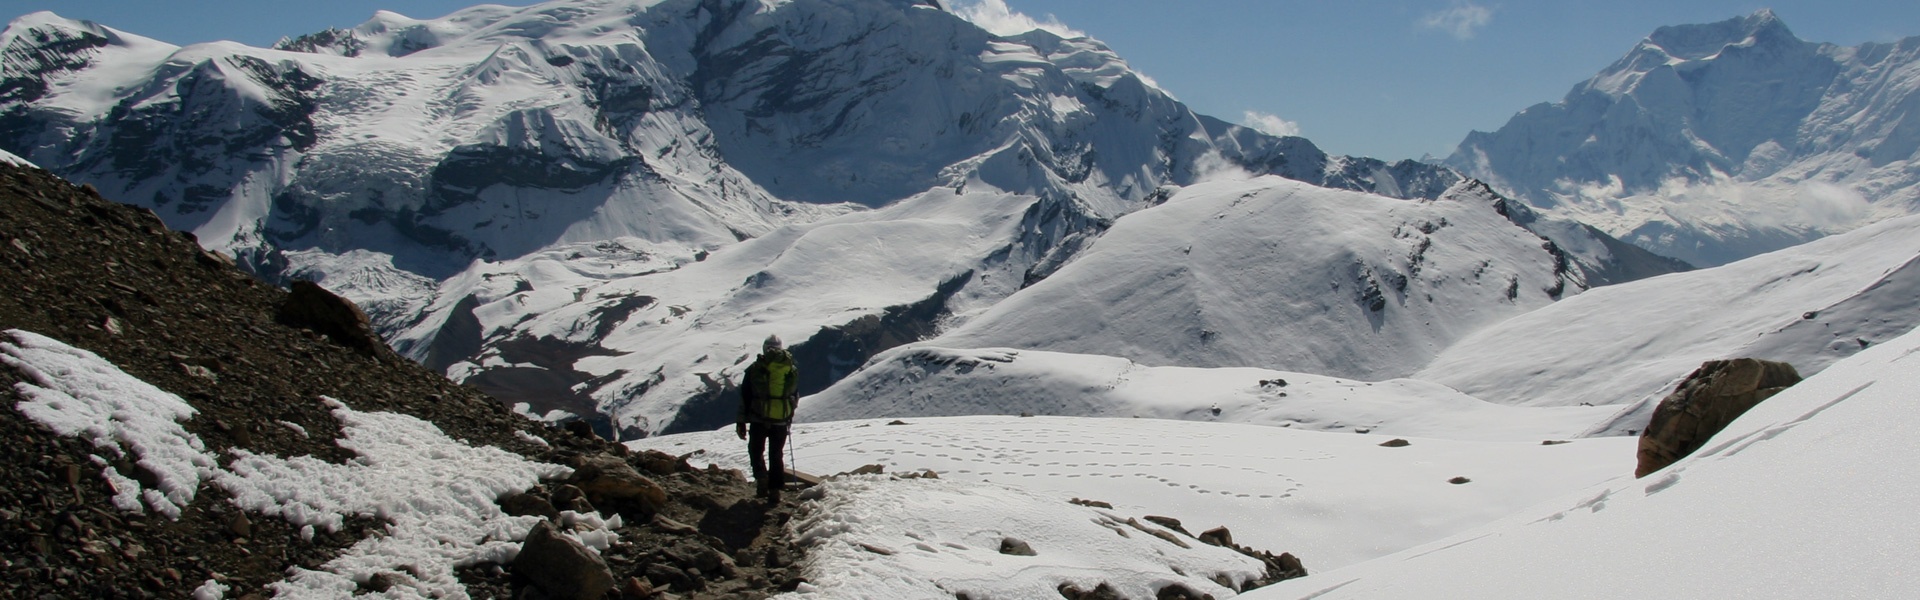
[1636,358,1802,477]
[276,279,388,357]
[569,454,669,517]
[514,520,615,600]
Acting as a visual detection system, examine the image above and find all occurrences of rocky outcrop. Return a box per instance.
[1636,358,1803,477]
[276,279,389,357]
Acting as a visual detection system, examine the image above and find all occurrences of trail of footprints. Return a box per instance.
[816,425,1316,501]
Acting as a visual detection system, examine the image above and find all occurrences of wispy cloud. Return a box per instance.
[943,0,1085,38]
[1419,1,1494,41]
[1242,110,1302,138]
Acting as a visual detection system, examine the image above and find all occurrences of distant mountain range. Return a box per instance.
[1446,9,1920,267]
[21,1,1913,435]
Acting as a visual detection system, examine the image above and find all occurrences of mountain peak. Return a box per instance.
[1644,9,1800,60]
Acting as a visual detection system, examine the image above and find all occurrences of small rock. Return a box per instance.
[1449,476,1472,485]
[499,492,560,521]
[1379,438,1411,448]
[645,563,693,591]
[999,537,1037,556]
[1198,526,1233,548]
[620,577,654,599]
[551,484,595,514]
[1069,498,1114,509]
[228,512,252,539]
[886,420,910,426]
[1144,516,1189,536]
[1155,583,1207,600]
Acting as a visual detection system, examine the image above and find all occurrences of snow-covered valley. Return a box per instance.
[3,0,1919,598]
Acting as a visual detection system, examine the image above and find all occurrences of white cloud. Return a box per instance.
[943,0,1085,38]
[1191,149,1257,183]
[1420,1,1494,41]
[1242,110,1302,138]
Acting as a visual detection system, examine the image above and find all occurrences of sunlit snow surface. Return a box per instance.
[635,416,1635,584]
[1252,324,1920,599]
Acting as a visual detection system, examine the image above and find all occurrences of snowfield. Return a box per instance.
[1251,321,1920,599]
[1418,213,1920,424]
[635,415,1637,579]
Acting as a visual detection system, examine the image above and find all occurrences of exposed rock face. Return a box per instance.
[1637,358,1803,477]
[515,520,616,600]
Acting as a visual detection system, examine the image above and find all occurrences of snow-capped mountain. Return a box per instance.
[907,176,1675,382]
[0,0,1517,435]
[397,173,1690,439]
[1446,10,1920,267]
[803,187,1920,440]
[0,0,1454,281]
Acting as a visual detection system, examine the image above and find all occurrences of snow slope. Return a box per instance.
[1,329,612,599]
[1447,10,1920,267]
[921,176,1593,381]
[1252,321,1920,599]
[801,346,1620,441]
[1416,213,1920,430]
[392,188,1042,437]
[635,415,1635,578]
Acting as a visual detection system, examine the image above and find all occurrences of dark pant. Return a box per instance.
[747,422,789,496]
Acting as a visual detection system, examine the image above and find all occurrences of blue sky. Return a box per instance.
[6,0,1918,161]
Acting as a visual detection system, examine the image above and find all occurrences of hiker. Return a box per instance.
[737,334,798,502]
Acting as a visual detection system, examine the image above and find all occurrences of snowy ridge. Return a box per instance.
[920,177,1585,381]
[1253,320,1920,599]
[1416,213,1920,425]
[1447,10,1920,267]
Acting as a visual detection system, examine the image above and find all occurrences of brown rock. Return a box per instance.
[620,577,655,599]
[632,449,690,475]
[514,520,615,600]
[1197,526,1233,548]
[1378,438,1411,448]
[999,537,1037,556]
[276,279,388,357]
[569,454,667,517]
[1058,582,1124,600]
[500,491,560,520]
[1637,358,1801,477]
[1144,515,1189,536]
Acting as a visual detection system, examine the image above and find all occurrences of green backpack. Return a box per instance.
[756,350,797,421]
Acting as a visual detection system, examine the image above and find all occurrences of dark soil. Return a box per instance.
[0,162,801,598]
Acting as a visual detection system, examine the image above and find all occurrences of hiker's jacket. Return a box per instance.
[740,348,798,425]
